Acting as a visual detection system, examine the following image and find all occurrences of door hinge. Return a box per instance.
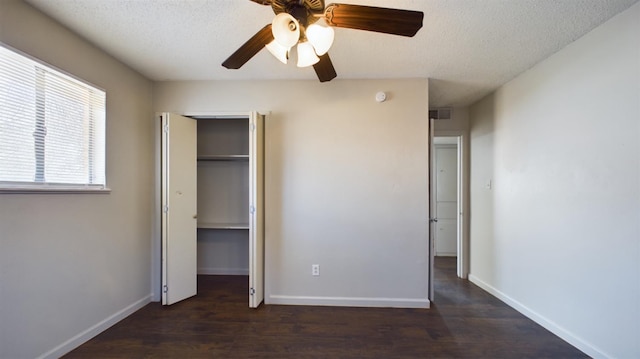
[429,218,438,223]
[163,205,169,213]
[249,287,255,295]
[250,205,256,214]
[249,123,256,131]
[163,124,169,133]
[163,285,168,293]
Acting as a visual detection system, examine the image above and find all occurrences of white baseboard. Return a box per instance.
[198,267,249,275]
[468,275,607,359]
[436,252,457,257]
[38,294,152,359]
[267,294,430,309]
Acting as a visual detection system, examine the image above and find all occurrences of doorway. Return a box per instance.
[158,112,265,308]
[433,138,458,257]
[430,135,467,281]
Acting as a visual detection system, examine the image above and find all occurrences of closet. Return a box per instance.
[160,112,264,308]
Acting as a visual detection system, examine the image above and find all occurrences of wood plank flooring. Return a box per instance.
[64,258,587,358]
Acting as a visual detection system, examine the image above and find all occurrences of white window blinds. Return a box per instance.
[0,44,106,191]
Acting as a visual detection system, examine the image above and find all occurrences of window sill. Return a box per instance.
[0,186,111,194]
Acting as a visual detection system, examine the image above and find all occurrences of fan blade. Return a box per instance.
[222,24,274,69]
[313,53,337,82]
[249,0,272,5]
[324,3,423,37]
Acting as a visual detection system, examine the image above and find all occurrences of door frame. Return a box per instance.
[430,132,469,280]
[152,111,265,303]
[428,119,435,301]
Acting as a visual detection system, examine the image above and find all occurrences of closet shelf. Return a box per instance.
[198,222,249,230]
[197,155,249,161]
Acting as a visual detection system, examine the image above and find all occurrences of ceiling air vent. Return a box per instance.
[429,108,452,120]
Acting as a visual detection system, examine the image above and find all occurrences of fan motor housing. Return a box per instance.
[272,0,324,17]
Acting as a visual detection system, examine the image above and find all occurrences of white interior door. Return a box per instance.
[248,112,265,308]
[249,112,264,308]
[428,118,435,301]
[161,113,198,305]
[456,137,466,278]
[435,145,458,256]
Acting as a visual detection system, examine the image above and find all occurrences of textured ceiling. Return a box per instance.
[24,0,638,107]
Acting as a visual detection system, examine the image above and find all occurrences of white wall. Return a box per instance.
[0,1,155,358]
[469,3,640,358]
[154,79,431,308]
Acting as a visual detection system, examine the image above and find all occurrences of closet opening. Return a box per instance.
[160,112,264,308]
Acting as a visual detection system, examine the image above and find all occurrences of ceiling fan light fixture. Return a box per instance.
[223,1,425,83]
[272,13,300,48]
[296,41,320,67]
[306,21,334,56]
[266,40,289,64]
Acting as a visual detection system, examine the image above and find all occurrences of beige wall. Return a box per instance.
[433,107,469,134]
[468,3,640,358]
[154,79,431,307]
[0,1,155,358]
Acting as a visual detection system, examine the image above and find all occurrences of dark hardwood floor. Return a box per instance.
[64,258,587,358]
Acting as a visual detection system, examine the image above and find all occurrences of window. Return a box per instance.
[0,44,107,192]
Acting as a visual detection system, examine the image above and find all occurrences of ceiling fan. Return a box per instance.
[222,0,424,82]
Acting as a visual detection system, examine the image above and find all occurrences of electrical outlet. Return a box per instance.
[312,264,320,276]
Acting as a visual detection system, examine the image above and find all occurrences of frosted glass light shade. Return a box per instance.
[306,23,334,56]
[272,13,300,48]
[266,40,289,64]
[297,41,320,67]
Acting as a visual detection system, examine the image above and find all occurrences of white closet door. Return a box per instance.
[248,112,265,308]
[161,113,198,305]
